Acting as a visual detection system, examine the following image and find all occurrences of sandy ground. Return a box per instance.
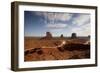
[24,37,90,61]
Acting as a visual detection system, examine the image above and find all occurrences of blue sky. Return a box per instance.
[24,11,90,37]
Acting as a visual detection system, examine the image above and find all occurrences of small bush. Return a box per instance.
[37,50,43,55]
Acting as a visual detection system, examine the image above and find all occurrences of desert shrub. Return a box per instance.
[84,50,90,58]
[57,47,65,52]
[37,50,43,55]
[34,48,41,51]
[54,41,61,46]
[62,44,90,51]
[69,55,81,59]
[25,48,43,55]
[29,49,36,54]
[25,50,30,55]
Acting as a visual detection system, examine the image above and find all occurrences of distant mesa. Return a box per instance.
[41,32,52,39]
[88,35,90,38]
[60,34,64,38]
[46,32,52,38]
[40,32,89,40]
[71,33,77,39]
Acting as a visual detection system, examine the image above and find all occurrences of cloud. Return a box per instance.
[55,13,73,21]
[45,23,67,29]
[35,12,73,22]
[71,23,90,36]
[46,13,73,21]
[72,14,90,26]
[35,12,90,36]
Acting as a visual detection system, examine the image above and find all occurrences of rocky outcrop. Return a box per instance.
[46,32,52,38]
[71,33,77,39]
[60,34,64,38]
[41,32,52,39]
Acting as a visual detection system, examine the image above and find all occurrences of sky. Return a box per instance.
[24,11,90,37]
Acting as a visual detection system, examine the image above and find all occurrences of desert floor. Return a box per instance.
[24,37,90,61]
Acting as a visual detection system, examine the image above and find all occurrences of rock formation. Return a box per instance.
[71,33,77,39]
[46,32,52,38]
[60,34,64,38]
[41,32,52,39]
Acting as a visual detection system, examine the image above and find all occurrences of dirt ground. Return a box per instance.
[24,37,90,61]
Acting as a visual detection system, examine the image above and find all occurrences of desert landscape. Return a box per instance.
[24,32,90,61]
[24,11,91,61]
